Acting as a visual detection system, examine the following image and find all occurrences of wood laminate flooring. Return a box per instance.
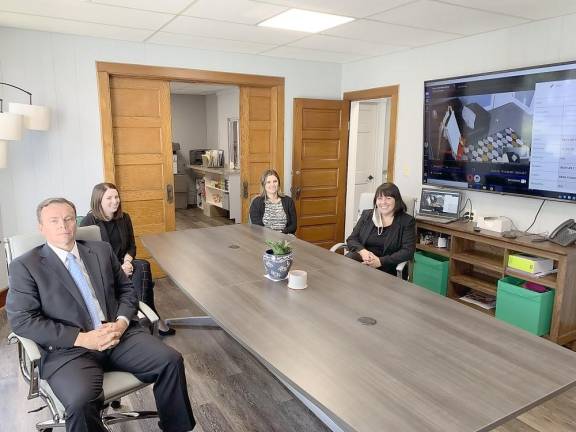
[176,207,235,231]
[1,208,576,431]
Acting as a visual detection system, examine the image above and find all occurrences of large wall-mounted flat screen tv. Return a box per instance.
[423,61,576,203]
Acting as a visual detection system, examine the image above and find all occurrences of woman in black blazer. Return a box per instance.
[346,182,416,276]
[80,183,174,336]
[249,169,297,234]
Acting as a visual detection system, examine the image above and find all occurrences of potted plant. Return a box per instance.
[263,240,293,281]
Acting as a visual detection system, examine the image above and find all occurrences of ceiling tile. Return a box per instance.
[290,34,407,56]
[324,19,458,46]
[371,0,527,35]
[92,0,194,14]
[261,46,367,63]
[0,11,152,41]
[163,15,306,45]
[258,0,415,18]
[182,0,287,25]
[148,31,275,54]
[0,0,172,30]
[442,0,576,20]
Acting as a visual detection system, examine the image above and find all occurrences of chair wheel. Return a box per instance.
[111,400,121,409]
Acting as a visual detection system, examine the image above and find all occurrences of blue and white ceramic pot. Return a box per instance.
[263,250,293,281]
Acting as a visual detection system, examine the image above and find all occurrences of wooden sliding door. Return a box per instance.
[99,74,174,276]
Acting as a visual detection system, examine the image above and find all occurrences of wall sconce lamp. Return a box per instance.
[0,82,51,131]
[0,83,51,168]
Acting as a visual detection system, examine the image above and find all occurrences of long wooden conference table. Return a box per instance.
[143,224,576,432]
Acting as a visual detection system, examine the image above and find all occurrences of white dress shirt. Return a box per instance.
[47,241,129,325]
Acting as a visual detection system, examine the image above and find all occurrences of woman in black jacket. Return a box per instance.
[249,169,297,234]
[80,183,174,336]
[346,182,416,276]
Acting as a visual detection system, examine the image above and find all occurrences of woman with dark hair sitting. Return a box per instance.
[80,183,175,336]
[346,182,416,276]
[249,169,297,234]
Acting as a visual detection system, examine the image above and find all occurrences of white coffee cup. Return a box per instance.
[288,270,307,290]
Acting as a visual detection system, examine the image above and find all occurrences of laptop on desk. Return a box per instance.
[416,188,461,224]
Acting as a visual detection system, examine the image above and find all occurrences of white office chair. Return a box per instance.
[5,225,159,432]
[330,194,416,279]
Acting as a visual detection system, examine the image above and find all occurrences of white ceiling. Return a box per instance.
[170,82,236,95]
[1,0,576,64]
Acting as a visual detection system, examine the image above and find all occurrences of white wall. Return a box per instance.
[342,14,576,234]
[216,88,240,164]
[170,93,208,164]
[205,94,218,149]
[0,25,342,242]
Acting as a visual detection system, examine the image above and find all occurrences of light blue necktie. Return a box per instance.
[67,252,101,330]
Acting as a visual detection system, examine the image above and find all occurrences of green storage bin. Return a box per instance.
[413,251,449,296]
[495,276,555,336]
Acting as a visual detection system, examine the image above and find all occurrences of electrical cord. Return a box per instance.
[497,200,545,238]
[523,199,546,233]
[458,198,473,221]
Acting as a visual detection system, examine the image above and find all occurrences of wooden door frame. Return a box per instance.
[343,85,399,183]
[96,61,285,187]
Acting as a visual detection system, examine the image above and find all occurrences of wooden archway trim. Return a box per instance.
[343,85,399,182]
[96,62,284,87]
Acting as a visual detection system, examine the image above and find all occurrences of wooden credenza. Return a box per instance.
[416,220,576,346]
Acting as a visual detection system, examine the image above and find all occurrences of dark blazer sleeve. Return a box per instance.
[377,214,416,267]
[122,213,137,259]
[106,241,138,319]
[346,209,372,252]
[249,197,265,226]
[282,196,297,234]
[7,257,80,349]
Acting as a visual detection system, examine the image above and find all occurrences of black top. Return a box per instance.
[364,225,390,257]
[346,210,416,274]
[249,195,297,234]
[80,212,136,262]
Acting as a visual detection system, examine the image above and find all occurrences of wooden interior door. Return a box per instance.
[240,86,283,221]
[99,74,174,276]
[292,99,349,248]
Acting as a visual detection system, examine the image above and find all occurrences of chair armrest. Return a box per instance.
[138,301,159,324]
[329,243,348,253]
[8,333,41,399]
[9,332,41,362]
[138,301,159,336]
[396,261,408,279]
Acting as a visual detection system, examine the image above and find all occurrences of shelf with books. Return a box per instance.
[453,297,495,317]
[416,219,576,346]
[205,184,229,194]
[450,274,497,297]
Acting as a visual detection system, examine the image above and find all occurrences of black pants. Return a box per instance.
[47,326,195,432]
[132,259,157,312]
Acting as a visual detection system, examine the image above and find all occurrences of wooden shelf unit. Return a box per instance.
[416,220,576,346]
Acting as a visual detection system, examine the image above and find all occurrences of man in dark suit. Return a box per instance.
[6,197,195,432]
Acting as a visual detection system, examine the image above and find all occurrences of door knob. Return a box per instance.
[294,187,301,199]
[166,184,174,203]
[368,175,374,181]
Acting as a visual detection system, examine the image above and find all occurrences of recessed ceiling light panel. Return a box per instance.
[258,9,354,33]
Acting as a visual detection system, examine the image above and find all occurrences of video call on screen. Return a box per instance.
[422,62,576,203]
